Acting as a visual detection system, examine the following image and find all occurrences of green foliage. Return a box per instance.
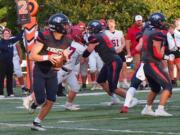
[0,0,180,32]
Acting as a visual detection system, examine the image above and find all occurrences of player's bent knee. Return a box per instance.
[165,83,173,92]
[36,97,46,105]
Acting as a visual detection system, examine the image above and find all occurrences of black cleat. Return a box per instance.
[31,121,46,131]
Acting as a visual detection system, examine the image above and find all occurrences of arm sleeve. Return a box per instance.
[9,30,24,44]
[88,35,98,44]
[36,31,45,44]
[152,32,165,59]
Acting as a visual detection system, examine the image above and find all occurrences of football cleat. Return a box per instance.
[155,109,173,117]
[31,121,46,131]
[23,96,33,111]
[141,106,156,116]
[120,106,129,113]
[129,98,138,108]
[64,103,80,111]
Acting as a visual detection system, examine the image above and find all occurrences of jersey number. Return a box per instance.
[111,39,119,47]
[68,46,76,59]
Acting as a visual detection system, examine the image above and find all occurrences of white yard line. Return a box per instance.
[0,122,180,135]
[0,88,180,100]
[15,99,164,109]
[57,117,128,123]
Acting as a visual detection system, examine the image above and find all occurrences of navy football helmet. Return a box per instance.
[48,13,70,34]
[148,13,166,29]
[87,20,102,34]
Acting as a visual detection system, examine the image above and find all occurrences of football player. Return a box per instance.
[140,13,173,116]
[29,13,71,131]
[57,25,87,111]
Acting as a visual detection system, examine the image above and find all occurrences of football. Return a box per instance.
[52,53,66,70]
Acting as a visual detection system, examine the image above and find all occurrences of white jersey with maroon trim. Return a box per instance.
[63,41,86,70]
[104,30,124,50]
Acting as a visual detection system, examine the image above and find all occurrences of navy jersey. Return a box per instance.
[0,31,23,62]
[141,28,166,64]
[36,30,72,73]
[92,32,118,64]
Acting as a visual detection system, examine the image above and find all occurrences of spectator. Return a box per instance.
[105,18,130,88]
[126,15,144,69]
[0,28,23,97]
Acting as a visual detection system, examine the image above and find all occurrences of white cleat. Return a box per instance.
[23,96,33,111]
[155,109,173,117]
[0,95,5,98]
[129,98,138,108]
[64,103,80,111]
[108,97,121,106]
[141,107,156,116]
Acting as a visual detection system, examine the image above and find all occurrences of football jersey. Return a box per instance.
[36,30,72,73]
[104,30,124,50]
[90,32,117,64]
[63,41,86,70]
[141,28,167,64]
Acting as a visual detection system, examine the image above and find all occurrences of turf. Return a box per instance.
[0,88,180,135]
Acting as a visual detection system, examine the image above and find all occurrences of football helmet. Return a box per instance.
[48,13,70,34]
[70,25,85,44]
[148,13,166,29]
[87,20,102,34]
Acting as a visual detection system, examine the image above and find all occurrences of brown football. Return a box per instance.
[52,54,66,70]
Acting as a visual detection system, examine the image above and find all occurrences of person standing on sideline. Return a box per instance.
[105,19,130,88]
[0,28,24,97]
[13,41,29,95]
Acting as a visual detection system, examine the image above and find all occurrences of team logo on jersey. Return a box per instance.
[46,47,64,54]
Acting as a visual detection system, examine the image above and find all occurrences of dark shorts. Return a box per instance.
[118,51,126,62]
[33,65,58,105]
[97,56,122,92]
[144,63,172,93]
[130,64,142,89]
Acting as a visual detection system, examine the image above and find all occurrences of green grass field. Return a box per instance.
[0,88,180,135]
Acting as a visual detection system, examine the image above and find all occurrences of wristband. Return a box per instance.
[82,49,91,58]
[42,55,49,61]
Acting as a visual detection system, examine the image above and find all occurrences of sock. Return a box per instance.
[158,105,164,110]
[66,101,72,106]
[123,79,128,84]
[34,117,41,123]
[145,104,152,110]
[124,87,136,107]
